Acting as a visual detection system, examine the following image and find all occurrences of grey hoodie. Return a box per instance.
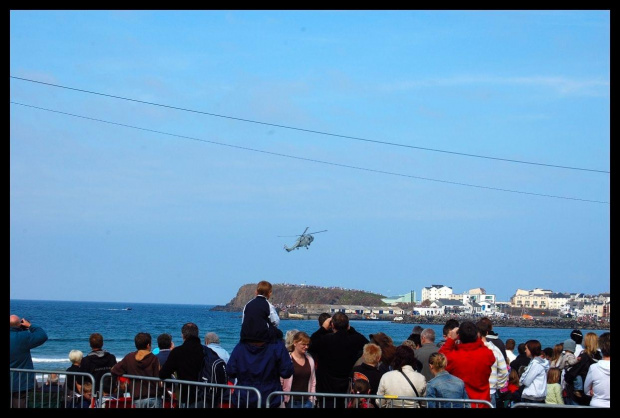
[583,359,610,407]
[519,356,550,400]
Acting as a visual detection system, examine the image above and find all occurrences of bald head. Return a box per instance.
[10,315,21,328]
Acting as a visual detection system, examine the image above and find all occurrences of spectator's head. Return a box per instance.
[331,312,349,331]
[542,347,553,359]
[318,313,331,328]
[101,376,113,395]
[400,339,417,351]
[428,352,447,373]
[509,368,520,383]
[361,343,382,366]
[205,332,220,345]
[411,325,424,334]
[584,332,599,357]
[351,377,371,395]
[391,345,417,371]
[505,338,516,351]
[443,319,459,338]
[89,333,104,350]
[69,349,83,365]
[181,322,199,340]
[547,367,561,384]
[370,332,393,347]
[407,333,421,348]
[9,315,21,328]
[563,339,576,353]
[479,317,494,332]
[525,340,542,357]
[256,280,273,297]
[285,329,299,352]
[598,332,610,357]
[457,321,478,344]
[81,381,93,400]
[291,331,310,353]
[476,318,492,338]
[552,343,564,360]
[134,332,152,350]
[420,328,436,344]
[570,329,583,345]
[517,342,528,356]
[157,333,172,350]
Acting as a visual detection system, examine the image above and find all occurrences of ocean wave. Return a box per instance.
[32,358,70,363]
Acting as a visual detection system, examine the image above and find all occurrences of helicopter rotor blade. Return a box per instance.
[301,227,309,236]
[308,230,327,234]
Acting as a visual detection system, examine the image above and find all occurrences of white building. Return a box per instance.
[421,285,453,302]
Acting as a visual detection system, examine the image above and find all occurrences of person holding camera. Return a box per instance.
[10,314,48,407]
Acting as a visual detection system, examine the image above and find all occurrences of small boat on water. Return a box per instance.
[124,307,132,311]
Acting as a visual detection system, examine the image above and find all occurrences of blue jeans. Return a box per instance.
[286,399,314,408]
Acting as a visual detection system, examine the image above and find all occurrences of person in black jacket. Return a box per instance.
[308,312,369,408]
[159,322,205,407]
[509,342,531,376]
[78,333,117,396]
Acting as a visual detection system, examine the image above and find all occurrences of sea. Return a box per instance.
[10,299,605,372]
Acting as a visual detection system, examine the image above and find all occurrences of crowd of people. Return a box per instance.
[10,281,611,408]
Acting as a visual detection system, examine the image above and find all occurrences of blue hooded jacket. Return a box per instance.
[10,325,48,392]
[227,339,294,408]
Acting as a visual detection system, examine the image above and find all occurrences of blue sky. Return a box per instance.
[10,10,609,305]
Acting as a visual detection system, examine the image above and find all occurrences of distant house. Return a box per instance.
[431,299,466,315]
[421,285,453,302]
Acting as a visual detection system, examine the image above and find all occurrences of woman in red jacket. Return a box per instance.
[438,321,495,408]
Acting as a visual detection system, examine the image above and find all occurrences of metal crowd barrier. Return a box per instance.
[9,369,261,408]
[266,390,494,408]
[10,368,95,408]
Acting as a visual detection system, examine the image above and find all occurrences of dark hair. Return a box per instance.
[89,333,104,349]
[407,333,421,348]
[318,313,331,327]
[517,343,527,355]
[351,378,371,395]
[391,345,417,370]
[476,318,492,337]
[182,322,199,339]
[412,325,424,334]
[157,333,172,349]
[543,347,553,358]
[505,338,516,350]
[457,321,478,344]
[598,332,610,357]
[442,319,459,337]
[570,329,583,344]
[331,312,349,331]
[525,340,542,357]
[134,332,151,350]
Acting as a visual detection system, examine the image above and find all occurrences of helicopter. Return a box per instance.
[279,227,327,252]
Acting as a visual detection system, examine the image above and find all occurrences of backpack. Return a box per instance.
[198,346,228,399]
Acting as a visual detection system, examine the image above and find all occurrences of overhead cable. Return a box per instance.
[10,101,609,205]
[10,75,610,174]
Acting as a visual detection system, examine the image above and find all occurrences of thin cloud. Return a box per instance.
[380,74,609,97]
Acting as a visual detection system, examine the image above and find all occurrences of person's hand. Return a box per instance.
[20,318,31,329]
[448,327,458,340]
[322,317,332,330]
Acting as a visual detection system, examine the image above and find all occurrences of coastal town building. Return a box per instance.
[421,285,452,302]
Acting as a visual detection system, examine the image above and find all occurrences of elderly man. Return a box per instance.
[205,332,230,364]
[416,328,440,382]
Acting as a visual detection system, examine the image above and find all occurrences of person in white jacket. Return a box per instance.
[519,340,550,403]
[583,332,610,408]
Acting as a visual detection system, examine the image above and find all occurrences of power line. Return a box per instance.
[10,101,609,205]
[10,75,610,174]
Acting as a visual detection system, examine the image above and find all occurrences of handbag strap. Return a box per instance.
[399,370,420,397]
